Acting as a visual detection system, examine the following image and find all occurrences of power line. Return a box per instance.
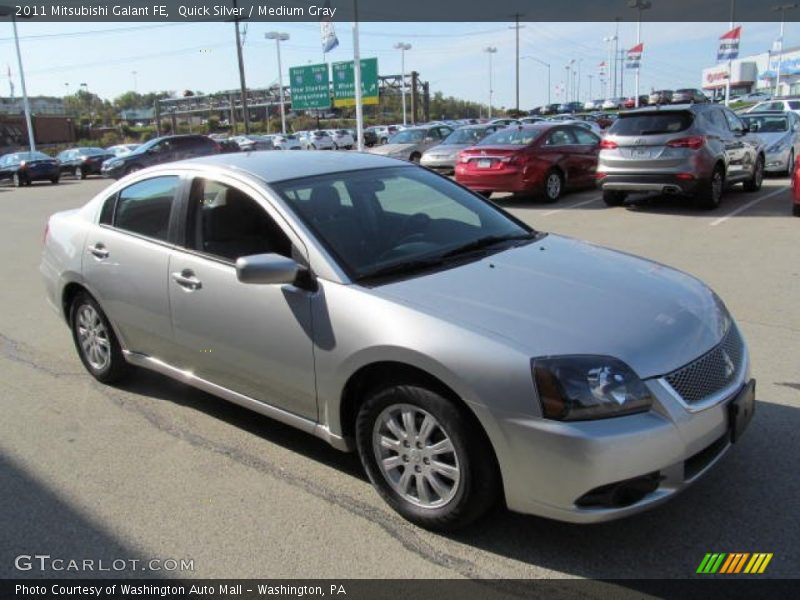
[0,22,190,43]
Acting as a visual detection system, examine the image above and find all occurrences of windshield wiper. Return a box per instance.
[440,232,536,259]
[357,256,445,281]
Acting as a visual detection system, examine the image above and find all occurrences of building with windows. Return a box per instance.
[702,46,800,98]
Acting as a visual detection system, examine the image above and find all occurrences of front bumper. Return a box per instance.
[598,173,703,196]
[483,354,753,523]
[765,149,791,173]
[101,163,126,179]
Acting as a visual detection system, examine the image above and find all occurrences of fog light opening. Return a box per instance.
[575,472,662,509]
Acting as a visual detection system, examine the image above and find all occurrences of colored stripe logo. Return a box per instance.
[697,553,773,574]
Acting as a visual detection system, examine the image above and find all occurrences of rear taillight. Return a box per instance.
[500,153,524,166]
[666,135,706,150]
[599,139,618,149]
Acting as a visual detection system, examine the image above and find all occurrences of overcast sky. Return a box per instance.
[1,21,797,108]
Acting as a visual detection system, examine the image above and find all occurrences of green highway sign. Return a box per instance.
[332,58,379,107]
[289,63,331,111]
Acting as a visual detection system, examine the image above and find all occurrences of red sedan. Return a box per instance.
[454,124,601,202]
[792,154,800,216]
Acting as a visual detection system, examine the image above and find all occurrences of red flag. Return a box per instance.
[628,43,644,54]
[720,26,741,40]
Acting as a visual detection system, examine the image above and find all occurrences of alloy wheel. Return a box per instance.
[546,172,562,199]
[76,304,111,371]
[372,404,461,509]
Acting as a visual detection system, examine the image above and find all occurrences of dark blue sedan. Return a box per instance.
[0,151,60,186]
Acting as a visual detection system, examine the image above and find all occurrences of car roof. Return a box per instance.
[177,150,412,183]
[740,111,789,116]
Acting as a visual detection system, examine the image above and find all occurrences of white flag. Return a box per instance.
[320,1,339,53]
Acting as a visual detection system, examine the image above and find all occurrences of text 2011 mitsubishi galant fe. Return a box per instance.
[41,151,755,530]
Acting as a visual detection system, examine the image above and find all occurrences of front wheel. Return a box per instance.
[50,177,60,184]
[13,172,23,187]
[743,155,764,192]
[76,166,86,180]
[410,152,421,164]
[70,293,130,384]
[786,150,795,176]
[356,384,499,531]
[603,190,626,206]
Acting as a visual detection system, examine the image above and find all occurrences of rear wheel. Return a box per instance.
[603,190,626,206]
[696,166,724,210]
[356,383,499,531]
[50,176,60,184]
[786,150,795,176]
[743,155,764,192]
[793,204,800,217]
[13,172,23,187]
[543,169,563,203]
[76,166,86,180]
[70,293,130,384]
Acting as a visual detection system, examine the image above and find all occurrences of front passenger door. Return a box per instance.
[723,108,755,181]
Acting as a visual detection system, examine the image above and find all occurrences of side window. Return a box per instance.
[706,108,729,131]
[545,129,576,146]
[114,176,179,242]
[438,127,453,138]
[188,179,292,262]
[426,128,441,140]
[573,128,599,145]
[99,194,116,225]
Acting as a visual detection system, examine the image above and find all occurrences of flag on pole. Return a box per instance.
[320,1,339,53]
[598,61,607,76]
[7,65,13,98]
[626,43,643,70]
[717,26,741,61]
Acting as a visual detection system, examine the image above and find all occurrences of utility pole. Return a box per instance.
[628,0,652,108]
[484,47,497,118]
[394,42,412,126]
[353,0,364,151]
[773,3,798,97]
[509,13,525,112]
[232,0,250,134]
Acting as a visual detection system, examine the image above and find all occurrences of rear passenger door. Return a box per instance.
[82,175,183,360]
[569,126,601,186]
[541,127,581,187]
[167,176,318,419]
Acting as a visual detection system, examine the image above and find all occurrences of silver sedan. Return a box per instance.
[40,151,755,530]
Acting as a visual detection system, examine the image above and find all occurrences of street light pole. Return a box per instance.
[773,3,798,97]
[8,13,36,151]
[394,42,412,126]
[265,32,290,135]
[484,47,497,118]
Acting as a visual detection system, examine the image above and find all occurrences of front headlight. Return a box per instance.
[532,356,653,421]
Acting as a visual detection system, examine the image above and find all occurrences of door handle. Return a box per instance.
[171,270,202,291]
[87,243,109,259]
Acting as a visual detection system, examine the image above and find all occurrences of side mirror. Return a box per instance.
[236,253,301,285]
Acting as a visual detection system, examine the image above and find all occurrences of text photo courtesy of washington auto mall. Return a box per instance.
[0,0,798,599]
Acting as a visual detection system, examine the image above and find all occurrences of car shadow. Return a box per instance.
[442,397,799,580]
[115,368,365,481]
[116,366,798,579]
[0,453,149,578]
[624,184,792,218]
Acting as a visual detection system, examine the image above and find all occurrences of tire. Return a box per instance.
[355,383,499,531]
[50,177,60,184]
[76,166,86,180]
[410,152,421,164]
[333,143,339,150]
[793,203,800,217]
[124,165,141,176]
[380,137,388,145]
[13,172,23,187]
[542,169,563,203]
[478,191,493,198]
[310,144,316,150]
[786,150,795,176]
[603,190,626,206]
[70,292,130,384]
[743,155,764,192]
[696,166,724,210]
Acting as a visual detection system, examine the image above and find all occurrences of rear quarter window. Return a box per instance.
[610,112,694,136]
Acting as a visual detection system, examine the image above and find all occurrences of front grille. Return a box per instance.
[665,326,744,404]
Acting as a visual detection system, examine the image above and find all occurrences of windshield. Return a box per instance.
[389,129,425,143]
[741,115,788,133]
[78,147,107,156]
[478,127,541,146]
[272,166,531,281]
[610,112,693,136]
[442,128,487,145]
[11,152,51,161]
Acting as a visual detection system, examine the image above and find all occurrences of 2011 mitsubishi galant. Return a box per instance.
[40,151,756,531]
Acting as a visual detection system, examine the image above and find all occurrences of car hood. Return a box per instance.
[370,234,729,379]
[369,143,418,155]
[758,131,791,149]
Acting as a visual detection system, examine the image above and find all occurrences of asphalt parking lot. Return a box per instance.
[1,173,798,584]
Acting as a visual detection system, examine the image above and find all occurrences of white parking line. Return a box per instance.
[541,195,602,216]
[709,186,789,226]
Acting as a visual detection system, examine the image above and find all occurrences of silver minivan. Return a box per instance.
[597,104,765,209]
